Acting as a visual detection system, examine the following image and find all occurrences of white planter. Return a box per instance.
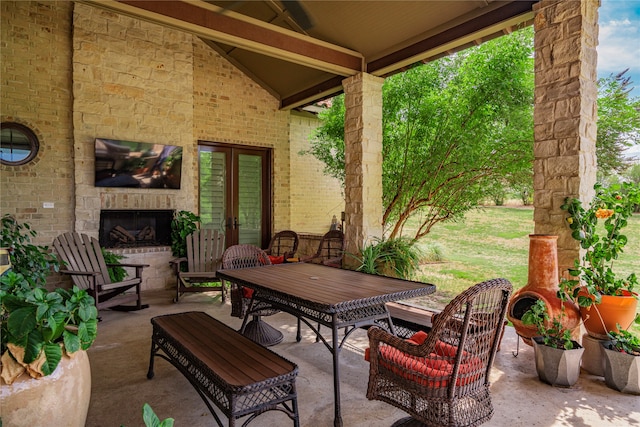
[601,341,640,395]
[0,350,92,426]
[532,336,584,387]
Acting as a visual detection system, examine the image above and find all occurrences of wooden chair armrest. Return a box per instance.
[169,257,187,266]
[108,263,149,268]
[60,269,100,277]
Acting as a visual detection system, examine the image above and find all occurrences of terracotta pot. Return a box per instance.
[0,350,91,427]
[508,235,581,345]
[581,293,638,340]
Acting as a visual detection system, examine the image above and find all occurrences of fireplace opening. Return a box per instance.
[99,209,174,248]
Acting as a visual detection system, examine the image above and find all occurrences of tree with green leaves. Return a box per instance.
[306,27,534,241]
[596,69,640,177]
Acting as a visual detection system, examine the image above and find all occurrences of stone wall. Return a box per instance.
[533,0,598,278]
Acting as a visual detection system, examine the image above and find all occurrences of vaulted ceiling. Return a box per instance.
[80,0,538,110]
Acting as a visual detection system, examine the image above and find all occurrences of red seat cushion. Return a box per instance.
[365,331,482,387]
[242,287,254,298]
[268,255,285,264]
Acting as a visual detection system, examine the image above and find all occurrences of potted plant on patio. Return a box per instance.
[0,215,98,427]
[521,299,584,387]
[600,324,640,395]
[560,181,640,340]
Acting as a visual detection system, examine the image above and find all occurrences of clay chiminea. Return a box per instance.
[507,234,581,345]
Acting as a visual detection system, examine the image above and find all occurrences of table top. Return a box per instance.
[217,263,436,314]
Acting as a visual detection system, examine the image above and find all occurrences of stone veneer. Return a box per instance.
[343,73,384,265]
[533,0,598,278]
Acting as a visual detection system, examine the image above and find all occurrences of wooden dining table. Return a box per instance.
[217,262,436,427]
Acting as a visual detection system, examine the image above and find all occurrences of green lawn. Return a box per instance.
[404,206,640,334]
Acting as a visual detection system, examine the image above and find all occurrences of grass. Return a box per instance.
[403,205,640,335]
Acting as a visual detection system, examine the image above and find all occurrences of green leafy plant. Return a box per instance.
[102,248,126,282]
[142,403,174,427]
[0,271,98,379]
[606,324,640,356]
[120,403,174,427]
[348,237,421,279]
[170,210,200,258]
[1,214,60,285]
[521,299,575,350]
[560,182,640,307]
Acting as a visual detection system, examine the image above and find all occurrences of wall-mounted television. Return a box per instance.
[94,138,182,189]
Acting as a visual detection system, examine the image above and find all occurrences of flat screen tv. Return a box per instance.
[94,138,182,189]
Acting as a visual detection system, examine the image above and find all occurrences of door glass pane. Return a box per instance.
[238,154,262,245]
[199,150,226,231]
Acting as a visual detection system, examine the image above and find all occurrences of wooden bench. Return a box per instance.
[386,302,507,349]
[147,311,299,427]
[386,302,437,338]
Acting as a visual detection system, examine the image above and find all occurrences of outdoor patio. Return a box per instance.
[86,289,639,427]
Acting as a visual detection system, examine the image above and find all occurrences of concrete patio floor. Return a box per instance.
[86,289,640,427]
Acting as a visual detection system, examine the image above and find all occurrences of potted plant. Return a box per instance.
[521,299,584,387]
[560,181,640,339]
[600,324,640,394]
[0,215,98,427]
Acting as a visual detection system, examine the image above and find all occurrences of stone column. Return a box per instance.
[342,73,384,267]
[533,0,599,278]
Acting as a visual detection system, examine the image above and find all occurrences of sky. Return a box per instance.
[598,0,640,98]
[598,0,640,159]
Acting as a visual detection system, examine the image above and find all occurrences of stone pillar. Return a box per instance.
[533,0,599,278]
[342,73,384,267]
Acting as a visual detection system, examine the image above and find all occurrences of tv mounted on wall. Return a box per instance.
[94,138,182,189]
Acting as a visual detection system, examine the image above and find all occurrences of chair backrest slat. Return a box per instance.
[53,232,111,289]
[186,229,224,273]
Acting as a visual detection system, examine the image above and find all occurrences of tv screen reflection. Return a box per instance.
[94,138,182,189]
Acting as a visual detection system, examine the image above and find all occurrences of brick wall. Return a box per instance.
[1,1,344,290]
[192,38,292,230]
[289,111,345,234]
[1,1,74,245]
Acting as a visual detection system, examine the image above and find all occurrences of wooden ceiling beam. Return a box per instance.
[79,0,363,76]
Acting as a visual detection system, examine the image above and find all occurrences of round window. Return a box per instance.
[1,122,40,165]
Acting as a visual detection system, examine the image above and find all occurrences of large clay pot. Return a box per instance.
[581,293,638,340]
[508,235,581,345]
[0,350,91,427]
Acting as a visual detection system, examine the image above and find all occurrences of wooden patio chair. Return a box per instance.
[300,229,344,268]
[53,232,148,316]
[170,228,225,303]
[264,230,299,263]
[366,278,513,427]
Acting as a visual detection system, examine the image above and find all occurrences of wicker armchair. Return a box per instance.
[300,230,344,268]
[366,278,512,427]
[222,244,284,346]
[265,230,299,263]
